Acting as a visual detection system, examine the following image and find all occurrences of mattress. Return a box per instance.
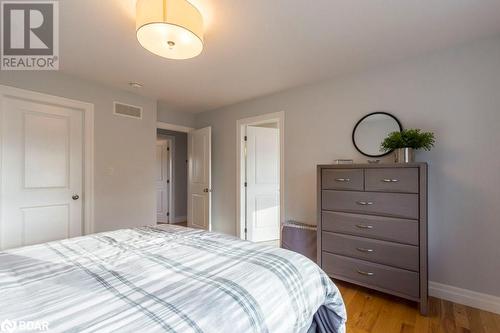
[0,225,346,333]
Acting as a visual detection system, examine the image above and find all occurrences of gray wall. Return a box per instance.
[0,71,157,232]
[196,37,500,297]
[2,36,499,298]
[157,101,196,128]
[157,129,188,220]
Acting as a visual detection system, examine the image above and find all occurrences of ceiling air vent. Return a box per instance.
[113,102,143,119]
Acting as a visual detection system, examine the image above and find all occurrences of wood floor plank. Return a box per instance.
[347,290,372,329]
[370,297,400,333]
[338,283,357,306]
[371,296,413,333]
[414,310,431,333]
[453,303,471,331]
[441,299,458,333]
[493,310,500,331]
[400,323,415,333]
[478,309,500,333]
[426,297,443,333]
[354,291,386,332]
[467,307,485,333]
[334,280,500,333]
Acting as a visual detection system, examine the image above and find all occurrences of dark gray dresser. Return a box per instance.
[317,163,428,314]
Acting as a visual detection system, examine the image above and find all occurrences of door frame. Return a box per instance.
[156,136,174,223]
[157,121,194,133]
[0,84,95,247]
[156,121,194,224]
[236,111,285,240]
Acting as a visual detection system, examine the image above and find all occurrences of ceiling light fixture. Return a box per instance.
[136,0,204,60]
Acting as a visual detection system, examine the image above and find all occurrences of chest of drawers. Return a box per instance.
[317,163,428,314]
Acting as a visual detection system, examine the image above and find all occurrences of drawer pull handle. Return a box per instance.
[357,270,375,276]
[382,178,399,183]
[334,178,351,182]
[355,224,373,229]
[356,201,374,206]
[356,247,374,253]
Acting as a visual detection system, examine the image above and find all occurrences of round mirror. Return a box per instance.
[352,112,402,157]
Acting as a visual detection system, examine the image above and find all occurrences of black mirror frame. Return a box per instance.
[352,111,403,158]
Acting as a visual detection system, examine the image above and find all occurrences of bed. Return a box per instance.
[0,225,346,333]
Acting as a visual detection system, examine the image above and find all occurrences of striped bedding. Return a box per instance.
[0,225,346,333]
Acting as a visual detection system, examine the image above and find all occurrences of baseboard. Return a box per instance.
[171,216,187,224]
[429,281,500,314]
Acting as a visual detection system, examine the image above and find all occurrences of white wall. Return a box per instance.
[157,101,196,128]
[0,71,157,232]
[196,37,500,297]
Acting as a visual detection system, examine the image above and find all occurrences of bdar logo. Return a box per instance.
[0,319,16,333]
[1,1,59,70]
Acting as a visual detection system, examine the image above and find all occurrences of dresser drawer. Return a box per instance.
[322,211,418,245]
[365,168,419,193]
[322,190,419,219]
[322,232,419,271]
[322,169,364,191]
[322,253,419,299]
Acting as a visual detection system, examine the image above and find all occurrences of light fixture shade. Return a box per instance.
[136,0,204,60]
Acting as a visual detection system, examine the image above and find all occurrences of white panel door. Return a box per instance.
[0,96,83,250]
[246,126,280,242]
[187,127,211,230]
[156,139,170,223]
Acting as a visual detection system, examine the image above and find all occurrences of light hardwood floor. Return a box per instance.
[336,280,500,333]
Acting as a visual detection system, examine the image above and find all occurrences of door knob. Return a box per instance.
[203,188,212,193]
[72,194,80,200]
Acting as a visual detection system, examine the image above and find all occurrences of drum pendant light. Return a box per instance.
[136,0,204,59]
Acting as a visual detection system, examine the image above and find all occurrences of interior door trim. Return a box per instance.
[236,111,285,241]
[156,137,174,223]
[157,121,194,133]
[0,84,95,249]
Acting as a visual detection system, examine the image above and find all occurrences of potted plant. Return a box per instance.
[381,129,435,163]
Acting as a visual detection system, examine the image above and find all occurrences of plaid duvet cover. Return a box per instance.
[0,225,346,333]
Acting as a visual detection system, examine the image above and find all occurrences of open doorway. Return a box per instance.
[156,128,189,226]
[156,122,212,230]
[236,112,284,246]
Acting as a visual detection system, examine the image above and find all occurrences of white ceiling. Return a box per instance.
[60,0,500,113]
